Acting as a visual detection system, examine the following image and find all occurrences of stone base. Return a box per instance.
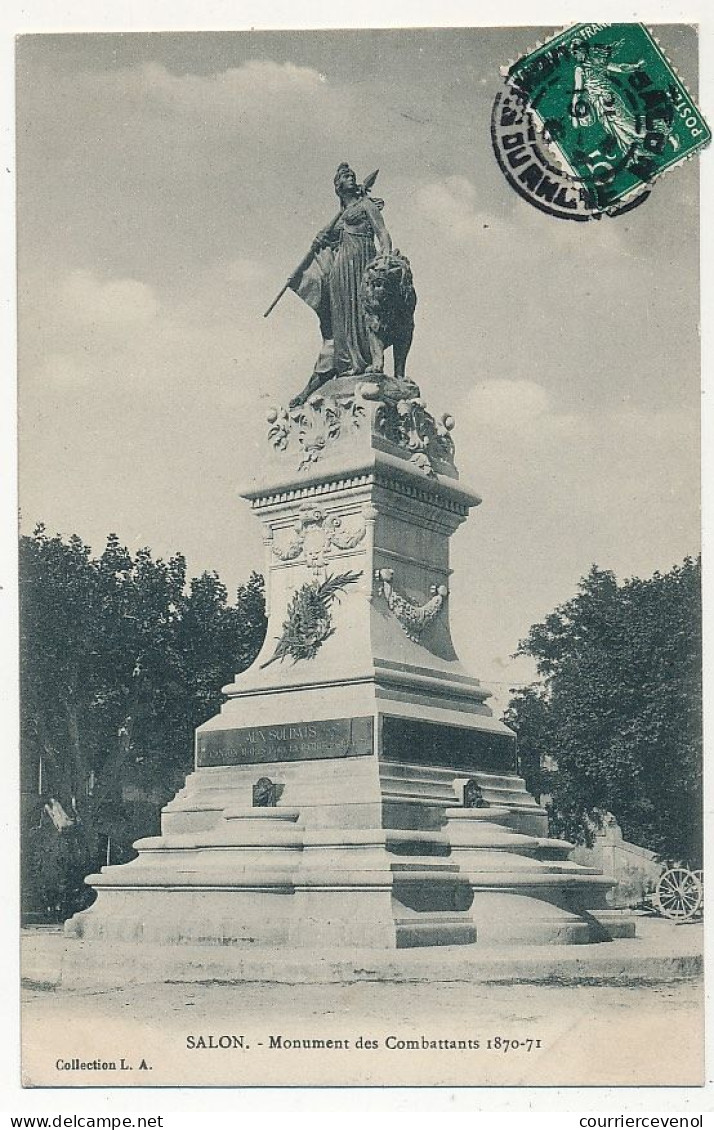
[443,804,636,944]
[29,916,700,997]
[66,888,295,947]
[66,756,635,950]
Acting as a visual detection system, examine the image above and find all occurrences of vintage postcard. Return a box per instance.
[15,18,707,1092]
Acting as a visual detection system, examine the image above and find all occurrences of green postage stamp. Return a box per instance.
[493,23,710,218]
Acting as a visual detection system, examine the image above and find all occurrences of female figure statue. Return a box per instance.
[289,163,392,406]
[323,162,392,376]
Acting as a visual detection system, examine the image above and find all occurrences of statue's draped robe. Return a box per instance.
[290,198,378,377]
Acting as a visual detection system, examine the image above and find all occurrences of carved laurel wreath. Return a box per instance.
[260,570,362,668]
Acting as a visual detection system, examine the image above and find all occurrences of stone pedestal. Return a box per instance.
[67,377,634,949]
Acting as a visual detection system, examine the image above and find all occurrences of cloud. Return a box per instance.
[416,176,507,240]
[81,59,330,129]
[416,172,630,260]
[461,377,695,457]
[134,60,326,115]
[58,269,159,328]
[465,379,551,429]
[457,377,698,555]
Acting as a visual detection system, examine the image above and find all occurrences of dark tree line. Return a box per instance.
[20,525,266,920]
[506,558,702,864]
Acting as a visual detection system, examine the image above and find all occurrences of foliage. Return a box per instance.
[505,559,702,863]
[261,570,361,667]
[20,525,267,920]
[23,821,94,923]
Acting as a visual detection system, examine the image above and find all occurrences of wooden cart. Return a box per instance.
[652,866,704,921]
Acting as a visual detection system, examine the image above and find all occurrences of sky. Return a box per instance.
[16,26,702,709]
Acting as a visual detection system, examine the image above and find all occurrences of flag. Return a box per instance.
[288,247,335,375]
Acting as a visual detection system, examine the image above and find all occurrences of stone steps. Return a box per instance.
[393,913,477,948]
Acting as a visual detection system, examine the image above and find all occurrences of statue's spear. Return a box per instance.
[263,168,379,319]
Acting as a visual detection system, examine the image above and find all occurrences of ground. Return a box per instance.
[22,971,702,1088]
[20,916,703,1088]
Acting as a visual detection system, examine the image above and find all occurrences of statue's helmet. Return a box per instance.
[334,163,357,196]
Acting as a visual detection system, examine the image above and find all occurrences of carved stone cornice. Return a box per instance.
[246,458,478,517]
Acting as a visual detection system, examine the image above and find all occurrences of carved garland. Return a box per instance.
[374,568,448,641]
[266,390,456,478]
[267,395,365,471]
[375,398,456,477]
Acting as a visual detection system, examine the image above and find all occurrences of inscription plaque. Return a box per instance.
[196,716,374,768]
[381,716,517,773]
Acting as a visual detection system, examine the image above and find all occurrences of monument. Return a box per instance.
[67,165,633,950]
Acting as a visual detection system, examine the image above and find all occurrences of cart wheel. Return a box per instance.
[654,867,703,921]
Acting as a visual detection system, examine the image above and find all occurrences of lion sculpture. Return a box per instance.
[360,250,417,381]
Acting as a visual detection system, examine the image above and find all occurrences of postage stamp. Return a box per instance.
[492,22,710,218]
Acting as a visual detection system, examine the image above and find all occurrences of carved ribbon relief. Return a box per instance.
[272,504,366,572]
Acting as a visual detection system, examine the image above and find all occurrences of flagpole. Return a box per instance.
[263,169,379,319]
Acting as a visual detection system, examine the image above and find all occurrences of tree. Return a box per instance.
[505,558,702,864]
[20,525,267,920]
